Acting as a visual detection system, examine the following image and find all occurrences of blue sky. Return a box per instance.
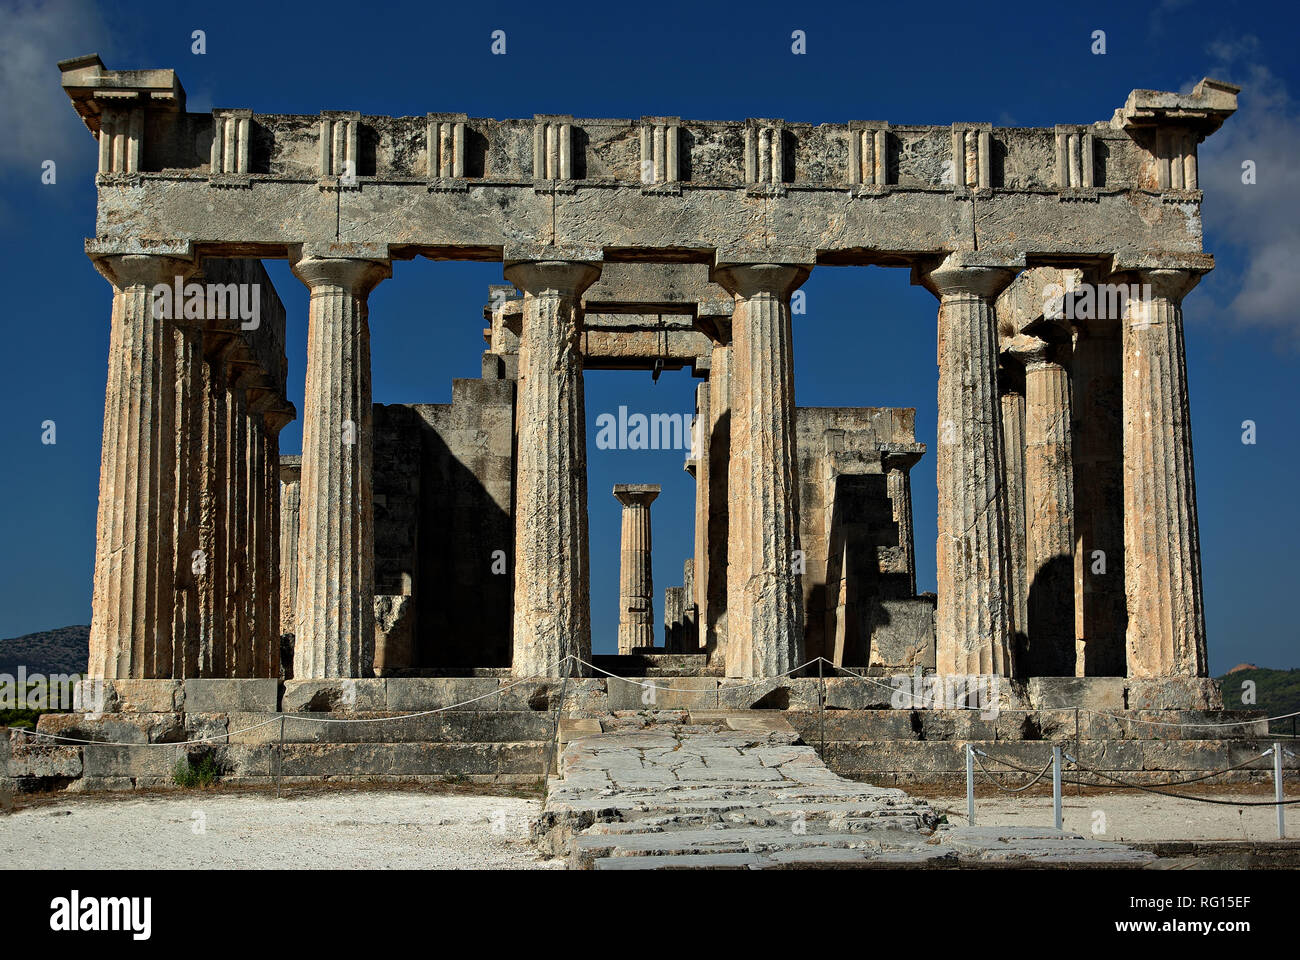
[1,0,1296,673]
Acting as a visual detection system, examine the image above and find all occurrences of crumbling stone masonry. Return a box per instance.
[60,54,1235,701]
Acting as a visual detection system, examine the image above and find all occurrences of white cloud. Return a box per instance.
[0,0,111,171]
[1197,36,1300,345]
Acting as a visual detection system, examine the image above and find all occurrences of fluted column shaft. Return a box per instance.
[291,254,390,679]
[504,260,601,677]
[999,370,1028,647]
[614,485,660,654]
[705,338,731,662]
[713,264,808,678]
[1121,270,1207,677]
[89,254,197,679]
[924,256,1018,677]
[1012,337,1076,675]
[278,458,302,639]
[886,464,917,596]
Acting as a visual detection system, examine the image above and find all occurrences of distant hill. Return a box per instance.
[1216,667,1300,722]
[0,625,89,676]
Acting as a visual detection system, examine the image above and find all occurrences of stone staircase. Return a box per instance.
[533,711,1157,869]
[9,678,566,791]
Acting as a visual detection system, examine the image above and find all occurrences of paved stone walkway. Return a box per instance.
[534,711,1158,869]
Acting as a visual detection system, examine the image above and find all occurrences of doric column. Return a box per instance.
[1120,269,1208,676]
[613,484,660,654]
[998,358,1028,649]
[885,458,918,597]
[705,332,731,663]
[290,250,391,679]
[689,381,710,654]
[197,344,230,676]
[278,456,302,640]
[1008,334,1076,676]
[171,310,205,678]
[224,368,251,676]
[88,251,197,679]
[1072,316,1126,675]
[503,259,601,677]
[712,262,809,678]
[917,253,1021,677]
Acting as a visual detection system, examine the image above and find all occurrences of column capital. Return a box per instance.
[1004,333,1068,370]
[613,483,661,507]
[290,250,391,295]
[90,251,198,290]
[503,259,602,298]
[914,251,1025,300]
[711,262,810,299]
[1116,267,1204,304]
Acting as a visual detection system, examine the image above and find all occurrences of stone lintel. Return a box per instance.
[1108,251,1214,277]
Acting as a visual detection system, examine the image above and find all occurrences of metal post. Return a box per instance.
[966,744,975,825]
[1074,707,1082,796]
[818,657,825,757]
[275,715,286,799]
[1274,742,1285,840]
[1053,745,1063,831]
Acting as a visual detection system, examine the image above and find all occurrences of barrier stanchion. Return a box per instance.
[1274,742,1285,840]
[275,715,285,799]
[818,657,825,758]
[966,744,975,825]
[1052,745,1062,830]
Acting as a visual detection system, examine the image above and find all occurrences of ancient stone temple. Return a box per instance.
[60,54,1236,703]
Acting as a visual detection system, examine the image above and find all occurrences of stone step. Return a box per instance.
[820,738,1293,783]
[14,740,550,785]
[783,708,1271,743]
[592,654,721,677]
[35,710,558,745]
[538,714,1157,870]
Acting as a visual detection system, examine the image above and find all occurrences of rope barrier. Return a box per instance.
[971,745,1298,806]
[972,750,1054,794]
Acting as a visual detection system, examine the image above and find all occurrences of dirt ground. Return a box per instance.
[0,785,561,869]
[1,781,1295,869]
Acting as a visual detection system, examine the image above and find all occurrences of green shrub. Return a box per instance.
[172,750,223,788]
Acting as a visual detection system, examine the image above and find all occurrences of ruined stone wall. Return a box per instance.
[796,407,933,671]
[370,378,515,670]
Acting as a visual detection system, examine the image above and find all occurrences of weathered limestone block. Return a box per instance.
[505,259,601,678]
[290,249,390,678]
[918,253,1021,677]
[1120,269,1208,677]
[867,598,937,669]
[613,484,659,654]
[373,594,415,673]
[713,262,808,679]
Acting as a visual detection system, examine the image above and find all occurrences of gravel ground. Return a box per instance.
[0,788,562,869]
[926,787,1298,843]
